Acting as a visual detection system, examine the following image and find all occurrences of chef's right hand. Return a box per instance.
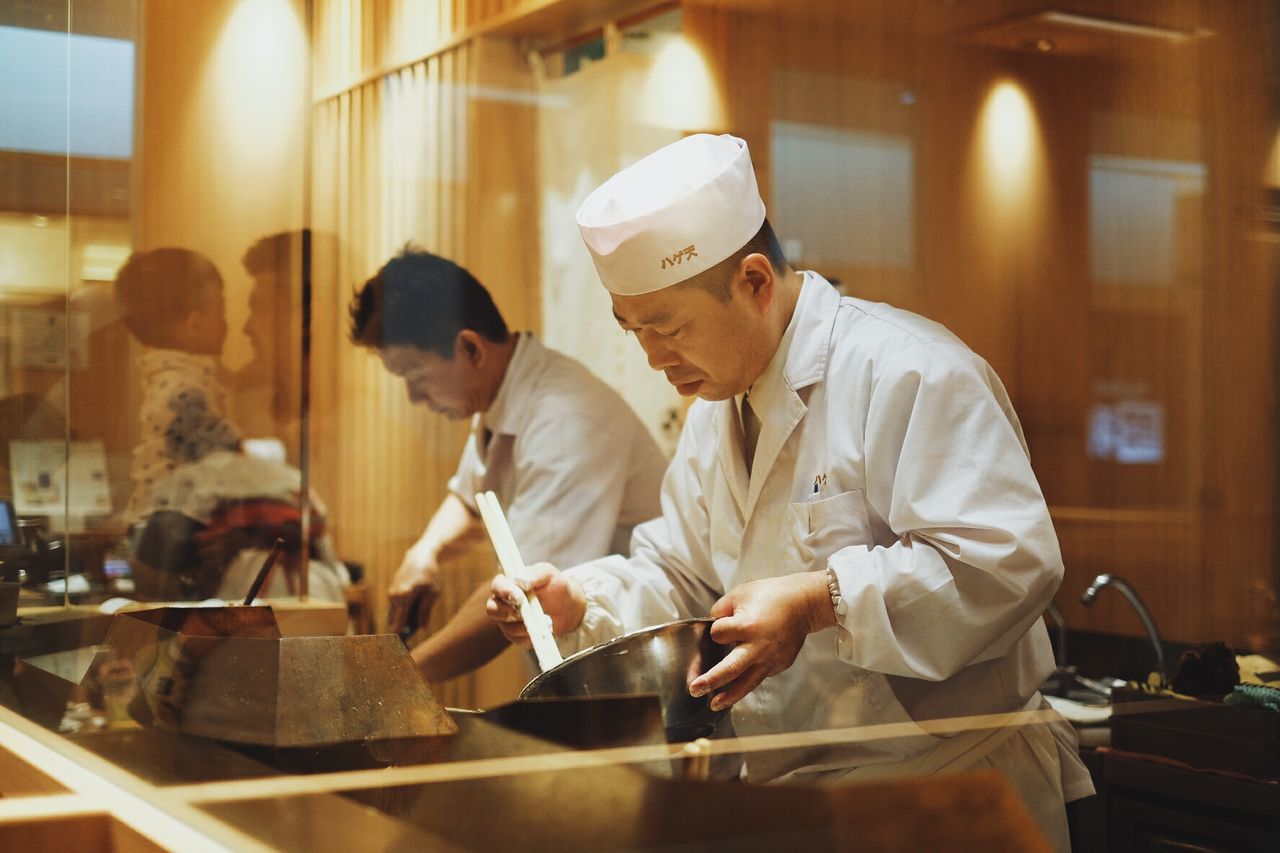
[386,542,442,635]
[486,563,586,647]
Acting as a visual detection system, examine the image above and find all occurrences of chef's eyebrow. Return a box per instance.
[612,308,673,328]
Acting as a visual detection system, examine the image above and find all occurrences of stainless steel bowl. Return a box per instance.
[519,617,731,742]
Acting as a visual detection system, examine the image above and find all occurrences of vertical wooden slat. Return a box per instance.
[307,8,537,702]
[311,0,548,98]
[311,0,1277,656]
[426,54,440,254]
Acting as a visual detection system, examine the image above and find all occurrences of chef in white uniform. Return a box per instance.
[489,135,1092,849]
[350,248,665,681]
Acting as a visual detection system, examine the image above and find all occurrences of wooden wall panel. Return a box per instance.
[685,0,1278,650]
[311,0,523,96]
[309,35,539,707]
[1195,0,1279,653]
[313,0,664,100]
[306,0,1275,679]
[136,0,308,358]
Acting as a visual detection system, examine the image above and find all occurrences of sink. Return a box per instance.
[1042,674,1114,749]
[1041,667,1125,706]
[1044,694,1112,725]
[1042,628,1199,691]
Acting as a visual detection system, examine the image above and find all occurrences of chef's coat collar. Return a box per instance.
[786,270,840,389]
[478,332,543,439]
[744,271,837,415]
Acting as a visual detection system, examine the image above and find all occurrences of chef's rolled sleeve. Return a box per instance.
[827,344,1062,680]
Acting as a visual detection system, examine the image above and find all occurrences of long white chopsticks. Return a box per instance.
[474,490,564,672]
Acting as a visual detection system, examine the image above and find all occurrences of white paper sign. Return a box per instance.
[10,309,90,370]
[9,439,112,516]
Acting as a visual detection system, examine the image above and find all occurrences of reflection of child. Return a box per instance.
[114,249,241,521]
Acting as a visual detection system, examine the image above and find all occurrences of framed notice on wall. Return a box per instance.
[8,439,111,517]
[9,309,90,370]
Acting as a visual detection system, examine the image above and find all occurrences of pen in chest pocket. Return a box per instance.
[810,472,827,501]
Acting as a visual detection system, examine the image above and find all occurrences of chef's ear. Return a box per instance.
[455,329,484,367]
[738,253,776,313]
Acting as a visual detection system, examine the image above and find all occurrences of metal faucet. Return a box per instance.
[1081,573,1166,684]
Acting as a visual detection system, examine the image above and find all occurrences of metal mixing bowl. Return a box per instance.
[519,617,731,742]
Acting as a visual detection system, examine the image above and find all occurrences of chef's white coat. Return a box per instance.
[560,274,1093,833]
[448,333,666,568]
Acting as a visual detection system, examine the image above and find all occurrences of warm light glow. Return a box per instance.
[1266,126,1280,188]
[640,34,725,132]
[208,0,307,178]
[200,0,308,374]
[976,79,1044,215]
[0,213,67,292]
[80,243,131,282]
[982,82,1035,178]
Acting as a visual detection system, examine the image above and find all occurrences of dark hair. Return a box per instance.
[241,231,303,277]
[240,231,313,423]
[348,247,509,358]
[678,218,789,303]
[114,248,223,347]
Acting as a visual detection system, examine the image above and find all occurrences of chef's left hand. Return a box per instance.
[689,571,837,712]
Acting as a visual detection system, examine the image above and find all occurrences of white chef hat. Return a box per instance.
[575,134,766,296]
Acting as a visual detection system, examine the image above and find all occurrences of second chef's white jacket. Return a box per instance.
[448,333,666,568]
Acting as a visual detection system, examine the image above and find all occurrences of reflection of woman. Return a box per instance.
[235,231,310,452]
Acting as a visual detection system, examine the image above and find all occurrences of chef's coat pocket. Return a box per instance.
[799,489,873,563]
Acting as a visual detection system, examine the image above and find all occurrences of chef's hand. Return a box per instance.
[689,571,837,712]
[386,541,442,635]
[486,563,586,646]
